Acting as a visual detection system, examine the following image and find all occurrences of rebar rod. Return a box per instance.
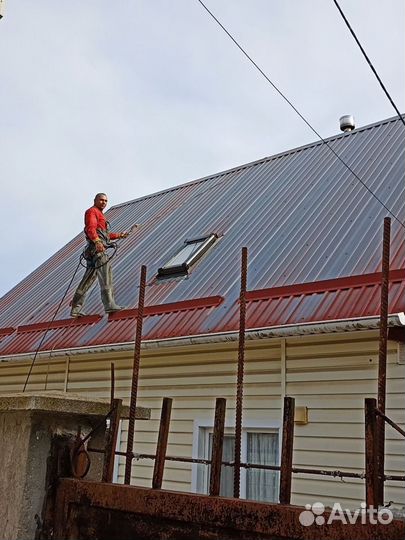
[102,398,122,483]
[234,247,248,498]
[375,408,405,438]
[124,265,147,485]
[377,217,391,505]
[89,448,405,481]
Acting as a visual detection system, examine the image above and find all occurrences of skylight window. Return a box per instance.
[158,234,217,277]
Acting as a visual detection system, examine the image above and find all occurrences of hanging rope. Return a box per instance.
[22,258,82,392]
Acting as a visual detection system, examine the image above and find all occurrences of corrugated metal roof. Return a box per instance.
[1,116,404,355]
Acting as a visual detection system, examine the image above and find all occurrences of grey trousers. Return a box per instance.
[72,251,119,312]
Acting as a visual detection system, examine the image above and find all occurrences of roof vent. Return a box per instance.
[339,115,355,132]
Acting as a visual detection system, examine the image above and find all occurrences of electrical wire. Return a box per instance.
[22,259,82,392]
[332,0,405,129]
[196,0,405,229]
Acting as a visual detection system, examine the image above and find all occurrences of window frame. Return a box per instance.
[157,234,218,277]
[192,419,281,501]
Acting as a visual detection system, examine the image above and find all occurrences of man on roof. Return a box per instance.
[70,193,132,318]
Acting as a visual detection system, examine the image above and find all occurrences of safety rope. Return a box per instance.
[22,258,82,391]
[22,226,137,391]
[79,242,118,269]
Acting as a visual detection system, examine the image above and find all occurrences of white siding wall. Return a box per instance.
[285,333,404,508]
[0,329,403,509]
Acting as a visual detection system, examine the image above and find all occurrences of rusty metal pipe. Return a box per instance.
[152,397,173,489]
[279,396,295,504]
[375,408,405,438]
[102,398,122,483]
[90,447,405,482]
[234,247,248,498]
[210,398,226,496]
[291,467,364,479]
[365,398,378,507]
[124,265,147,485]
[377,217,391,505]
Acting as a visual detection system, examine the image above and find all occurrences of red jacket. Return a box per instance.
[84,206,120,242]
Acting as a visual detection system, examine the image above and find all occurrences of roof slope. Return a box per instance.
[1,116,404,355]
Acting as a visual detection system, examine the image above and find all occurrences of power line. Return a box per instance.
[196,0,405,229]
[332,0,405,129]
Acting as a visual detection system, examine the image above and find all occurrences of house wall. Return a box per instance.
[0,329,403,509]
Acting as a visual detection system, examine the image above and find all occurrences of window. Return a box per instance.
[157,234,217,277]
[196,428,279,502]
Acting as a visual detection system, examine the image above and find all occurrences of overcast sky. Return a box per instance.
[0,0,404,298]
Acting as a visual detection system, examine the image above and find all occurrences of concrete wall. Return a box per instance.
[0,393,141,540]
[0,411,33,540]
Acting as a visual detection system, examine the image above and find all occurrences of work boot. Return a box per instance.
[70,305,87,318]
[70,292,87,318]
[105,304,125,314]
[101,289,125,314]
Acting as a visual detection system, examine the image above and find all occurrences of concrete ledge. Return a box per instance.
[0,391,150,420]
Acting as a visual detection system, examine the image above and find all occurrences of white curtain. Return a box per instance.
[205,431,279,501]
[246,432,279,502]
[208,435,235,497]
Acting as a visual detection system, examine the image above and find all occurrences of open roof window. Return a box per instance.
[158,234,217,277]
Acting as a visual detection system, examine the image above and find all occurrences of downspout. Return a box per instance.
[63,354,70,392]
[280,338,286,403]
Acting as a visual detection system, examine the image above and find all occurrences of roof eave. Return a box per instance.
[1,313,404,363]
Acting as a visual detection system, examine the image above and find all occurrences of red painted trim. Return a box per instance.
[17,315,102,334]
[0,327,16,337]
[245,269,405,302]
[109,295,224,321]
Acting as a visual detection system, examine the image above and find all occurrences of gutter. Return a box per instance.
[1,313,404,363]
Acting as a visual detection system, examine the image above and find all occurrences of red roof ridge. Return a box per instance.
[0,327,15,336]
[17,315,102,334]
[109,295,224,321]
[1,270,404,345]
[245,269,405,302]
